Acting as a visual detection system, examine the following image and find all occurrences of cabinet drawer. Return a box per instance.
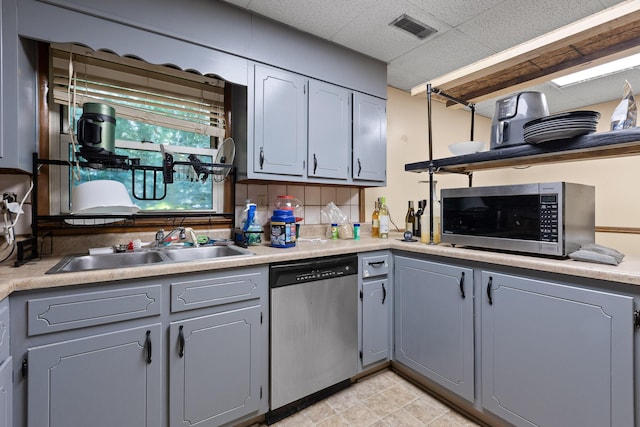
[171,268,264,313]
[0,298,8,363]
[28,285,162,336]
[361,254,389,279]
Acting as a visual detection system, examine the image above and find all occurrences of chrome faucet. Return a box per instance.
[156,227,199,248]
[164,227,186,242]
[154,229,165,249]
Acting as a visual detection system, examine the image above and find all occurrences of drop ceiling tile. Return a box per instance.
[410,0,506,27]
[236,0,376,40]
[331,0,453,62]
[390,29,495,84]
[387,65,429,91]
[222,0,251,8]
[457,0,618,52]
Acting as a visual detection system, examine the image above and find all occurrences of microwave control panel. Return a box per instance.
[540,194,558,242]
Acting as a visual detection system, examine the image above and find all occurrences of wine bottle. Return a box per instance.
[379,197,390,239]
[415,200,423,238]
[404,201,415,235]
[371,200,380,238]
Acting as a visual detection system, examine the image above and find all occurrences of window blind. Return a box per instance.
[51,44,226,140]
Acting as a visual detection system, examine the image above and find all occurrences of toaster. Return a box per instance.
[490,91,549,150]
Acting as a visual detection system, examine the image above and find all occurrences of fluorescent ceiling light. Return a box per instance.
[552,53,640,87]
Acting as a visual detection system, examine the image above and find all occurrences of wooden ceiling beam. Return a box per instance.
[412,1,640,103]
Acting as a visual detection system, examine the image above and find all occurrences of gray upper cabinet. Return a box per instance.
[27,324,162,427]
[353,92,386,183]
[0,2,37,173]
[308,80,351,180]
[394,255,474,403]
[243,63,387,186]
[481,271,634,427]
[253,64,307,177]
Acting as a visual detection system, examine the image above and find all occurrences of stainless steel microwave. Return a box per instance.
[441,182,595,257]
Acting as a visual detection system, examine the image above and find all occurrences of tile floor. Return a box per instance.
[258,370,483,427]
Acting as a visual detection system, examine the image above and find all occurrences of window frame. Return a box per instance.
[38,43,235,233]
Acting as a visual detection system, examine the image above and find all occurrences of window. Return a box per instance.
[49,44,231,215]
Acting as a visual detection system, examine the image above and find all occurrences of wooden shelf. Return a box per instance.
[411,2,640,105]
[405,128,640,174]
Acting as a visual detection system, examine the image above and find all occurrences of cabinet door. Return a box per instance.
[308,80,351,180]
[0,357,12,427]
[481,271,634,427]
[361,278,390,366]
[254,64,307,177]
[170,305,263,427]
[394,256,474,402]
[353,92,386,183]
[28,324,162,427]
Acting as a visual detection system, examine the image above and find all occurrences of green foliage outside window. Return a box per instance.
[71,110,217,211]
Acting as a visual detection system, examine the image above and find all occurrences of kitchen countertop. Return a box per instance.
[2,233,640,300]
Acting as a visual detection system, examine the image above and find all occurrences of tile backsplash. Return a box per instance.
[235,183,361,227]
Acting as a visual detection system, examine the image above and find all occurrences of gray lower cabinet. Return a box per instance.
[359,252,392,368]
[0,356,11,427]
[169,306,263,427]
[481,271,635,427]
[12,266,268,427]
[168,266,268,427]
[27,324,162,427]
[394,255,474,403]
[0,297,11,427]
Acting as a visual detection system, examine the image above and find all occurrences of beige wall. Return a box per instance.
[367,86,640,256]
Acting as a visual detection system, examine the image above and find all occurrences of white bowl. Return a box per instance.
[448,141,485,156]
[71,180,139,215]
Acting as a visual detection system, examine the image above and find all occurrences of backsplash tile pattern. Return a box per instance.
[235,184,361,227]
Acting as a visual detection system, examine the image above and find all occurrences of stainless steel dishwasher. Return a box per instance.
[268,254,358,419]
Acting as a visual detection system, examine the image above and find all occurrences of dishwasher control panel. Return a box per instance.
[270,255,358,287]
[295,265,354,282]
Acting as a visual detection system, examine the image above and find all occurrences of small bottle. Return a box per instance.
[371,200,380,238]
[415,200,424,238]
[432,182,441,244]
[331,223,338,239]
[404,201,415,235]
[432,197,441,244]
[378,197,390,239]
[353,223,360,240]
[420,200,430,244]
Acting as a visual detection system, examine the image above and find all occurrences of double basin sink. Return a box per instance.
[46,245,254,274]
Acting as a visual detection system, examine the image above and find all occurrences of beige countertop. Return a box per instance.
[2,233,640,300]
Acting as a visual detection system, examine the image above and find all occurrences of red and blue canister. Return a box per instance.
[270,209,296,248]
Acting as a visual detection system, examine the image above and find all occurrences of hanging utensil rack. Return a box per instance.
[31,153,236,237]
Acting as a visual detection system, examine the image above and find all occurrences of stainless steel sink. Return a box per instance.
[162,245,253,262]
[47,251,165,274]
[46,244,254,274]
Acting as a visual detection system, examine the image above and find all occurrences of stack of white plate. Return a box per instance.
[523,111,600,144]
